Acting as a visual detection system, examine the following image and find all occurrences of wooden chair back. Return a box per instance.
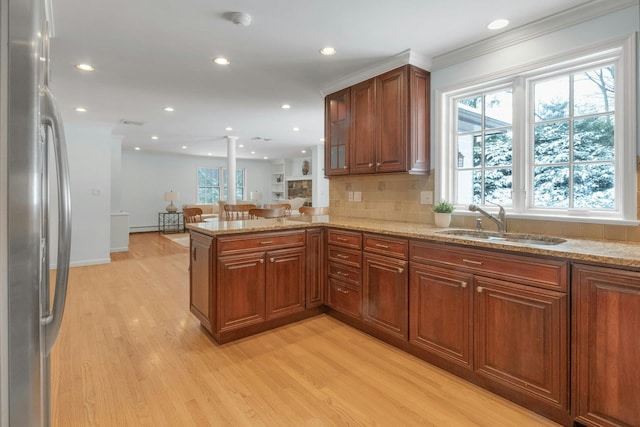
[183,207,203,223]
[299,206,329,216]
[248,208,286,219]
[263,203,291,217]
[223,203,256,220]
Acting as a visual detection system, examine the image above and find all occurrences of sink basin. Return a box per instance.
[436,229,566,246]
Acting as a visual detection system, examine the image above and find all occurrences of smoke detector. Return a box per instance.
[230,12,252,26]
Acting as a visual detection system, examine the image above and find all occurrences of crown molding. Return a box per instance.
[319,49,432,96]
[431,0,637,70]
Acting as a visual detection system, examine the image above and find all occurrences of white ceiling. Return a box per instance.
[49,0,594,160]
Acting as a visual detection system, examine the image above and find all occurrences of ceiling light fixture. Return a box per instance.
[487,18,509,30]
[75,63,94,72]
[164,107,175,112]
[281,104,291,109]
[250,151,256,154]
[181,145,187,149]
[229,12,252,26]
[225,126,233,131]
[213,57,230,65]
[263,156,268,160]
[238,144,244,148]
[319,138,325,142]
[319,47,336,56]
[75,107,87,112]
[134,147,141,151]
[293,127,300,132]
[151,135,159,140]
[301,150,307,154]
[207,152,213,156]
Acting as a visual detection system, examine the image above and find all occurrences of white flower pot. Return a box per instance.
[433,212,452,228]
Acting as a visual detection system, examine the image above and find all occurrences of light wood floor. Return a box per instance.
[51,232,560,427]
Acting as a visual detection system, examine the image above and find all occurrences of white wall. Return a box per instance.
[121,150,272,231]
[50,123,113,267]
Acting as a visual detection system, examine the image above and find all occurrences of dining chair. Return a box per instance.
[224,203,256,220]
[248,208,286,219]
[183,207,203,223]
[299,206,329,216]
[263,203,291,217]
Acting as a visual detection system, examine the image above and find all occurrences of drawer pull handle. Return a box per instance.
[463,258,483,265]
[336,254,349,259]
[260,259,264,264]
[192,247,197,261]
[337,271,348,277]
[337,287,349,294]
[375,243,390,249]
[397,267,404,273]
[460,281,468,288]
[336,237,348,242]
[259,241,274,245]
[477,286,483,293]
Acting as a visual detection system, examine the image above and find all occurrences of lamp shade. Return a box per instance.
[164,191,180,202]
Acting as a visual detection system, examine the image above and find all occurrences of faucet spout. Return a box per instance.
[468,203,507,232]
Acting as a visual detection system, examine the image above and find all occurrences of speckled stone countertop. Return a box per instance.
[187,215,640,268]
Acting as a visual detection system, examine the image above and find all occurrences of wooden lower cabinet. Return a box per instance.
[363,253,408,340]
[409,263,473,369]
[305,228,325,308]
[189,233,214,330]
[266,247,305,320]
[572,264,640,427]
[474,275,567,409]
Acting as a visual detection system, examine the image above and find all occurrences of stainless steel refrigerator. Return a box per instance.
[0,0,71,425]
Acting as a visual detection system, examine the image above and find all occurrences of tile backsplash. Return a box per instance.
[328,166,640,243]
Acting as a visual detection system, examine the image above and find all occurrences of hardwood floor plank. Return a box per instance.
[51,232,560,426]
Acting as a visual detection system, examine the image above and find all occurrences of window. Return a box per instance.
[197,167,245,203]
[439,38,636,222]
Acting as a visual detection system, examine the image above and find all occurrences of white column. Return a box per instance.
[226,136,238,204]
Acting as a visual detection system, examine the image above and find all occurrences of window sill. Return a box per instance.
[454,210,640,227]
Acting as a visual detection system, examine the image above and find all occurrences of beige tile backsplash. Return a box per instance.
[328,165,640,243]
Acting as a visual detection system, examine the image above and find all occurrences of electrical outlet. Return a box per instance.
[354,191,362,202]
[420,191,433,205]
[347,191,354,201]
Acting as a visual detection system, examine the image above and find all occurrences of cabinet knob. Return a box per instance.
[368,163,373,167]
[460,281,467,288]
[397,267,404,273]
[260,259,264,264]
[270,258,275,263]
[476,286,483,293]
[343,165,348,169]
[376,162,381,167]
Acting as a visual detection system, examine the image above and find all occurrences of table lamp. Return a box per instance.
[164,191,180,212]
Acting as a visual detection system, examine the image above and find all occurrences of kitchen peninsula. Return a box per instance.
[186,216,640,427]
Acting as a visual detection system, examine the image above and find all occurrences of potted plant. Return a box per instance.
[432,200,455,227]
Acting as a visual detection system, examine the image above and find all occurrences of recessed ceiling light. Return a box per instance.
[319,47,336,56]
[181,145,187,149]
[225,126,233,131]
[319,137,325,142]
[75,63,94,72]
[213,57,230,65]
[151,135,159,140]
[238,144,244,148]
[134,147,141,151]
[207,152,213,156]
[163,107,175,112]
[75,107,87,112]
[250,151,256,154]
[487,18,509,30]
[281,104,291,109]
[301,150,307,154]
[293,127,300,132]
[263,156,268,160]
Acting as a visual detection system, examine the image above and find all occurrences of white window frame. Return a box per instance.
[436,35,637,224]
[197,167,246,203]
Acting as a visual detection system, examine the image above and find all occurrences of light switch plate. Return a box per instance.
[420,191,433,205]
[354,191,362,202]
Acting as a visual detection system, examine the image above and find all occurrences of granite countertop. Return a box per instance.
[187,216,640,268]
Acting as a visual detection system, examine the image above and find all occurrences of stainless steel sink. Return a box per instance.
[436,229,566,246]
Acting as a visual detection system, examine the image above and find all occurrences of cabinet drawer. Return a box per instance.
[364,233,408,259]
[328,229,362,249]
[217,230,305,256]
[410,240,567,292]
[327,278,361,318]
[328,262,361,286]
[327,246,362,268]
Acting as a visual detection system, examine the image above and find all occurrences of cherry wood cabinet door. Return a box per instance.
[305,228,325,308]
[409,263,473,369]
[363,253,408,340]
[266,247,305,320]
[190,233,213,330]
[375,66,407,173]
[350,78,376,174]
[217,253,265,332]
[474,276,568,410]
[572,264,640,427]
[325,88,350,176]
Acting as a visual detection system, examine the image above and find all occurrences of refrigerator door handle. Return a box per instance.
[40,85,72,355]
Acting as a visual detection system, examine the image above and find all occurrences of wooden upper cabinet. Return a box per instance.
[326,64,430,177]
[325,88,350,176]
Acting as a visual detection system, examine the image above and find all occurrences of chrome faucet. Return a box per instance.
[468,201,507,233]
